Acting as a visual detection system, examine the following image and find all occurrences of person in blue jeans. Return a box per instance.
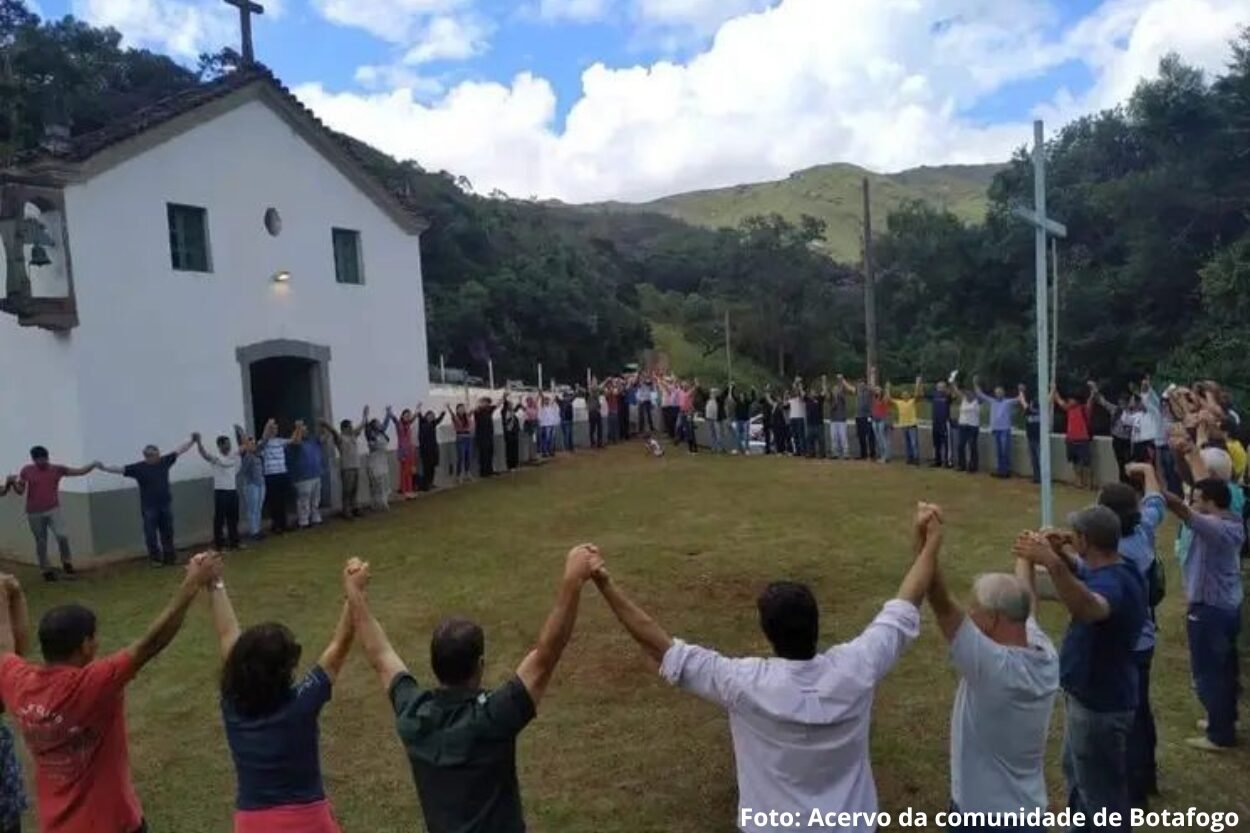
[1022,391,1042,483]
[1014,506,1147,833]
[99,435,196,566]
[559,391,577,452]
[1164,477,1245,751]
[728,384,753,454]
[974,377,1022,479]
[1100,465,1166,805]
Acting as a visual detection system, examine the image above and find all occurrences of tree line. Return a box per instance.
[4,0,1248,393]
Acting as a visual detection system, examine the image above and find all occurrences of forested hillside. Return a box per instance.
[585,162,1002,261]
[4,0,1249,393]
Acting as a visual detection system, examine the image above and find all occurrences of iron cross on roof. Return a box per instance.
[224,0,264,65]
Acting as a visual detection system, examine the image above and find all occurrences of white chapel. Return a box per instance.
[0,59,431,561]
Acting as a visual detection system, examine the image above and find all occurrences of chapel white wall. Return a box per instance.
[51,97,428,493]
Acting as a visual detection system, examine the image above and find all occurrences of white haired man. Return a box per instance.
[1014,506,1147,833]
[927,544,1058,832]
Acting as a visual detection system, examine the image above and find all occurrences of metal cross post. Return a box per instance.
[1012,120,1068,527]
[224,0,264,65]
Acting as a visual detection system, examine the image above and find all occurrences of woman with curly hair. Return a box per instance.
[203,558,356,833]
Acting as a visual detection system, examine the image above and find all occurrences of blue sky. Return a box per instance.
[35,0,1249,202]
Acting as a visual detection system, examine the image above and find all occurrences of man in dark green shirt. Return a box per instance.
[344,545,603,833]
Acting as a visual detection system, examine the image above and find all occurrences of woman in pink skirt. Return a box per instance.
[203,557,356,833]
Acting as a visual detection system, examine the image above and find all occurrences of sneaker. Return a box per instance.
[1184,736,1232,752]
[1198,718,1209,732]
[62,563,76,576]
[148,558,165,569]
[59,569,78,582]
[42,570,58,583]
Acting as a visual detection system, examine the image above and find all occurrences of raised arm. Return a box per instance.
[343,559,408,691]
[1125,461,1161,495]
[173,435,196,458]
[973,376,990,403]
[1013,533,1109,623]
[0,576,30,657]
[592,567,674,668]
[925,546,963,643]
[317,600,356,683]
[97,462,127,476]
[195,436,219,466]
[0,578,15,656]
[320,421,341,445]
[1163,492,1194,524]
[515,545,601,706]
[897,502,942,607]
[1015,552,1040,616]
[204,562,241,661]
[127,552,220,671]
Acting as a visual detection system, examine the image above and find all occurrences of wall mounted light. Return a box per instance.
[272,270,291,283]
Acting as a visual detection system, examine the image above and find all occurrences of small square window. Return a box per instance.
[167,204,211,272]
[332,228,363,285]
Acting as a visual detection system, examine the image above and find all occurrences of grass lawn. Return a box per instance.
[9,447,1249,832]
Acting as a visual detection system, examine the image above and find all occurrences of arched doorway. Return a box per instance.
[236,339,332,437]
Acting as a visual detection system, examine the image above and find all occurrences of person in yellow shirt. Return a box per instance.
[1225,431,1247,481]
[892,380,922,465]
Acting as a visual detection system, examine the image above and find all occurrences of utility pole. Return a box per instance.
[862,177,877,378]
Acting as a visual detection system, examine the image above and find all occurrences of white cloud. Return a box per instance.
[72,0,286,59]
[634,0,770,31]
[73,0,235,58]
[538,0,614,23]
[310,0,468,43]
[1038,0,1247,123]
[354,65,447,99]
[295,0,1248,204]
[402,14,492,64]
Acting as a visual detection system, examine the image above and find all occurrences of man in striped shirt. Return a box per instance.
[258,418,297,535]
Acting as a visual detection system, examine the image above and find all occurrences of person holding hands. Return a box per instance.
[345,544,602,833]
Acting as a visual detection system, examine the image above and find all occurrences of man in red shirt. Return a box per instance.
[0,552,219,833]
[1052,384,1095,490]
[7,447,97,583]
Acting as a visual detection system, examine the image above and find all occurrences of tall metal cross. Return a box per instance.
[224,0,264,65]
[1012,120,1068,527]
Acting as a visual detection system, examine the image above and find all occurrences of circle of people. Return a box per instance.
[0,369,1244,833]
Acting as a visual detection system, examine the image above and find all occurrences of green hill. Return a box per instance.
[588,162,1003,262]
[646,322,777,391]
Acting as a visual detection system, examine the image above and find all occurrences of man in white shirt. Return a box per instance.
[926,545,1058,832]
[591,502,943,833]
[787,382,807,456]
[1133,377,1163,462]
[194,432,242,550]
